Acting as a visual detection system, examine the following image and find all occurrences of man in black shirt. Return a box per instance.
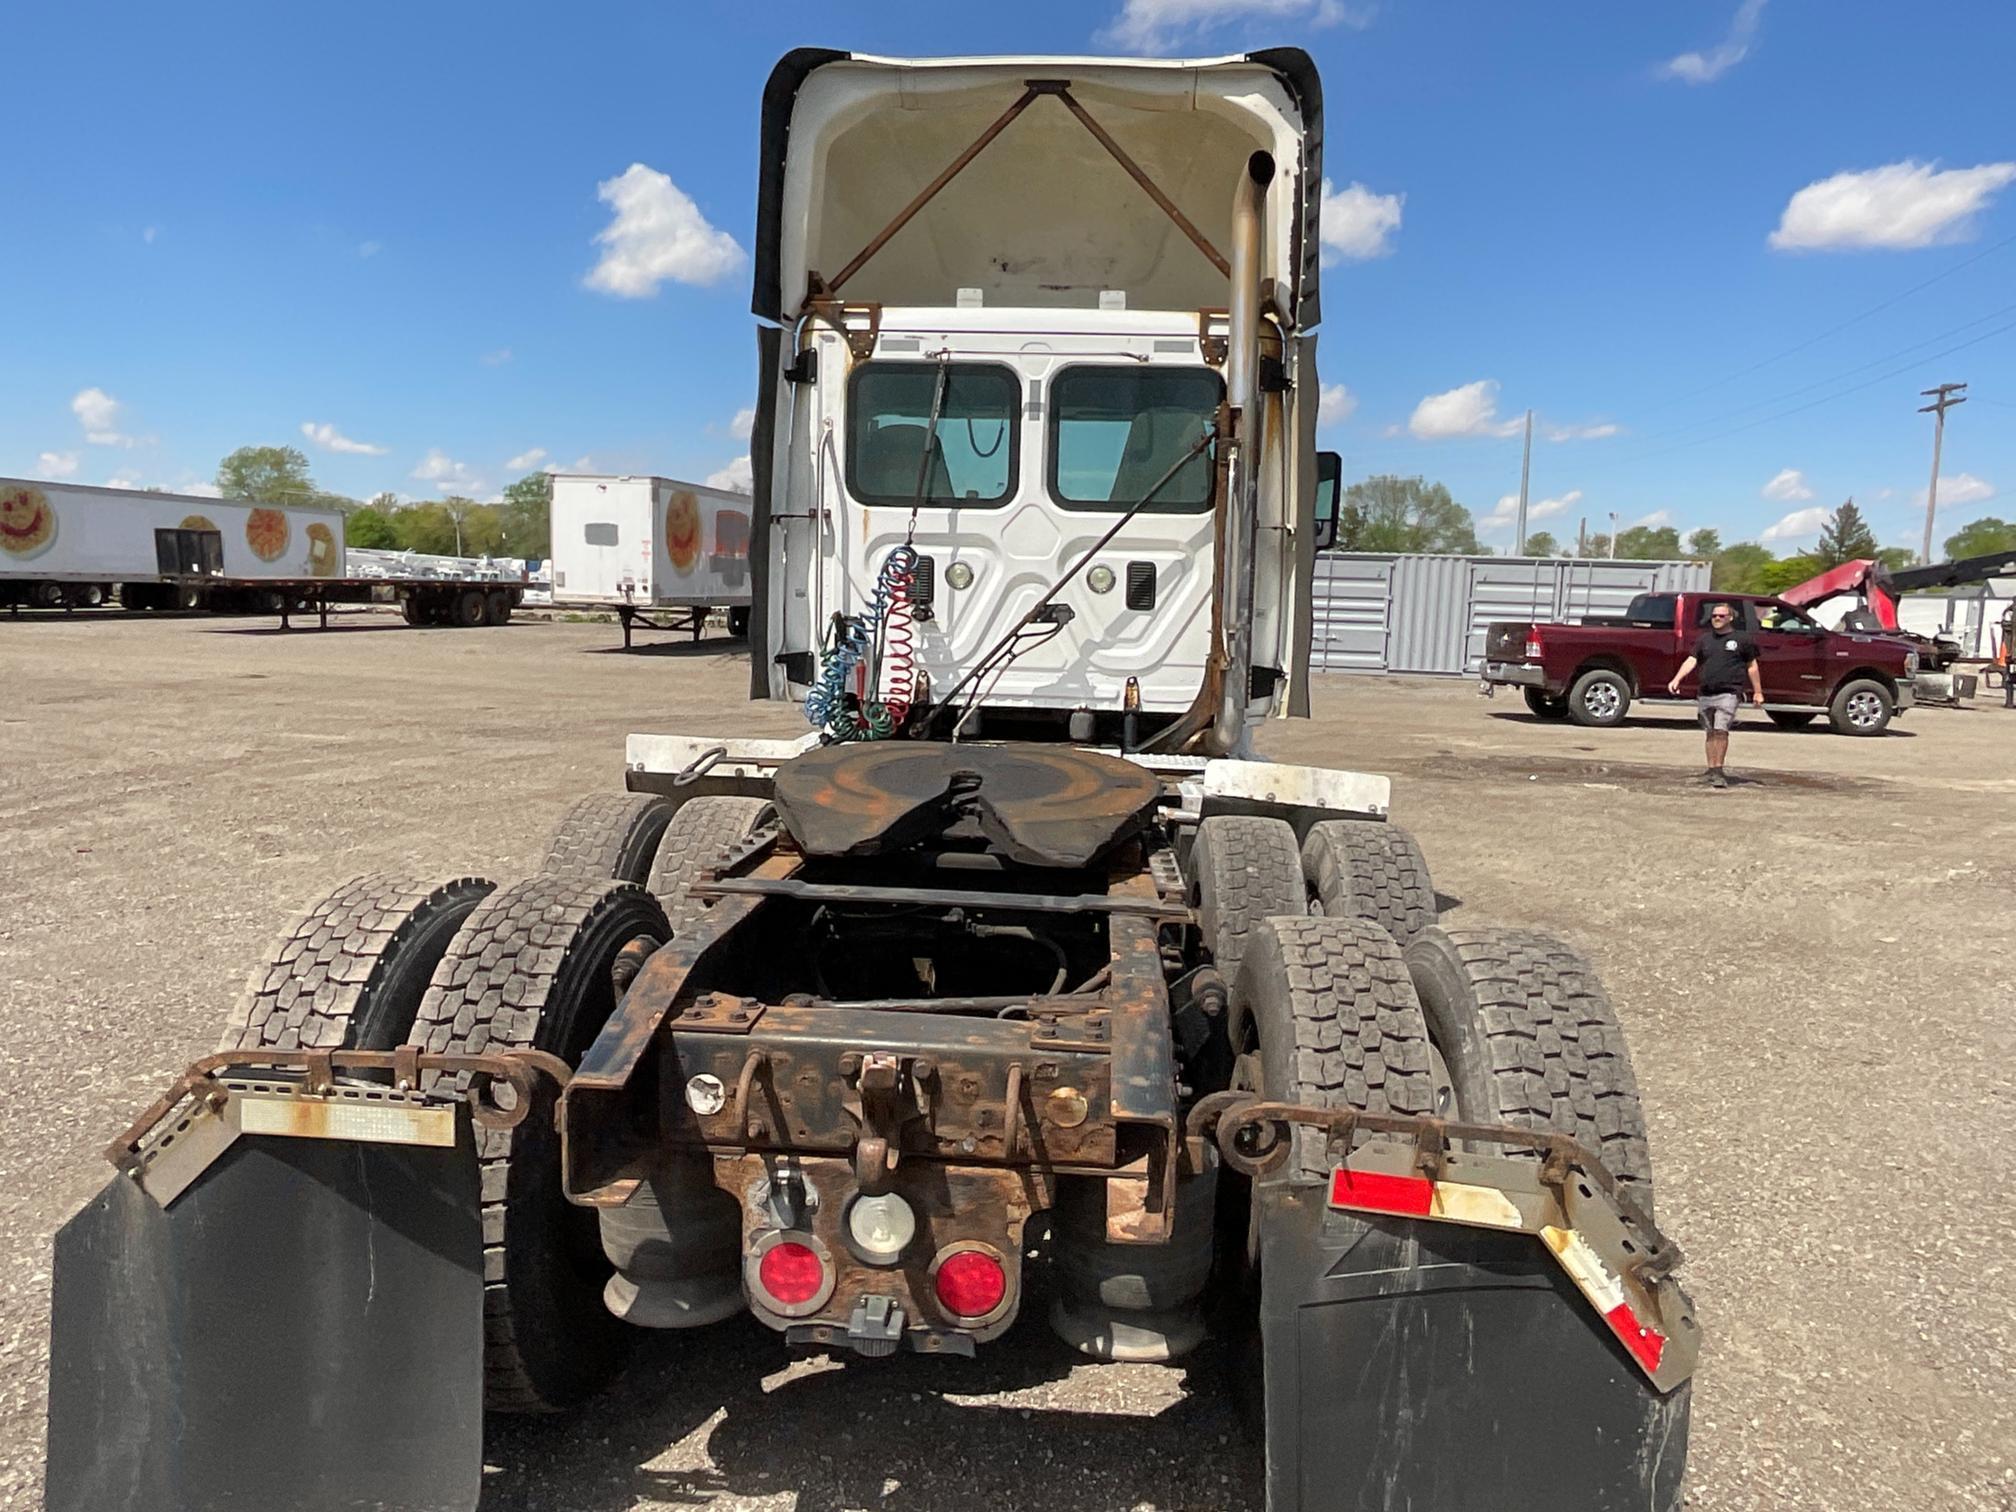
[1667,602,1763,787]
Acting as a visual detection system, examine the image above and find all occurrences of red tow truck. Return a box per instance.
[1481,589,1918,735]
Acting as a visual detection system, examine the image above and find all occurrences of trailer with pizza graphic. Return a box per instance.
[549,472,754,647]
[0,476,524,627]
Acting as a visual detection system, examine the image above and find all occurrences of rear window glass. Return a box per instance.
[846,363,1019,507]
[1048,366,1221,512]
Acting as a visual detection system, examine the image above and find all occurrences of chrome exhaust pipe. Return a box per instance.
[1215,150,1275,753]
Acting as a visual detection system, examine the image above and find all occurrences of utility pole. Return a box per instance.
[1576,517,1588,556]
[1514,409,1533,555]
[1608,512,1619,559]
[1918,382,1966,565]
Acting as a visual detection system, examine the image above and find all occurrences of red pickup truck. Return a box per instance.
[1481,590,1917,735]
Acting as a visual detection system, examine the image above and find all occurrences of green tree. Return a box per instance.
[390,502,460,554]
[1943,516,2016,561]
[217,445,316,504]
[345,506,398,549]
[1522,530,1559,556]
[1580,533,1612,559]
[1876,546,1917,574]
[1337,475,1480,554]
[1814,498,1879,567]
[1711,542,1775,593]
[1758,552,1826,593]
[1686,527,1722,559]
[499,471,552,560]
[1613,524,1683,560]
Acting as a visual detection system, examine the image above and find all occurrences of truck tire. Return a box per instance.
[1766,710,1817,730]
[451,589,487,628]
[727,606,751,639]
[1828,677,1893,736]
[1193,815,1305,993]
[1522,688,1569,720]
[219,875,495,1052]
[1403,926,1655,1216]
[485,589,513,626]
[646,796,774,934]
[1232,915,1438,1182]
[408,876,670,1412]
[1300,820,1436,945]
[400,595,429,627]
[1566,667,1630,727]
[541,792,677,885]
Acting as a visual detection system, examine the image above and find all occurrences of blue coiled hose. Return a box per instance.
[805,544,918,741]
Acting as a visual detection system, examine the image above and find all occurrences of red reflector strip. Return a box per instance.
[1329,1167,1433,1216]
[1603,1301,1668,1375]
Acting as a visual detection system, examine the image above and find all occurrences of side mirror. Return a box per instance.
[1313,451,1342,552]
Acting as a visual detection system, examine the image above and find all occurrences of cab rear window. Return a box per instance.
[1048,366,1220,513]
[846,363,1019,507]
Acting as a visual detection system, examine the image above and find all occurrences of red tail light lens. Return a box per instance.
[757,1241,825,1307]
[1525,631,1544,660]
[933,1248,1008,1319]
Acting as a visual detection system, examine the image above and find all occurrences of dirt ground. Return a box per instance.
[2,607,2012,1511]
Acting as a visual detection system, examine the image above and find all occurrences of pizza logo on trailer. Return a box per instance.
[305,523,338,577]
[180,514,218,532]
[245,508,290,562]
[665,491,702,576]
[0,484,57,558]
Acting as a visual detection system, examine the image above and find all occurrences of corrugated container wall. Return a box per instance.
[1310,553,1711,676]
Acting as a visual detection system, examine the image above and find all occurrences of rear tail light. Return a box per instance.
[748,1233,833,1316]
[931,1245,1009,1321]
[1525,630,1544,660]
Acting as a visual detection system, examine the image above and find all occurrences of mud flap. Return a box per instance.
[1259,1183,1690,1512]
[46,1119,483,1512]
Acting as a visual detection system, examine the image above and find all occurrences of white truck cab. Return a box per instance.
[747,50,1339,755]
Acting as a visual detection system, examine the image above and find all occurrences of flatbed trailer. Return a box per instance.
[162,572,526,630]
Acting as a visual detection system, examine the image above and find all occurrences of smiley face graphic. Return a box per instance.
[245,508,290,562]
[665,491,702,575]
[0,485,56,558]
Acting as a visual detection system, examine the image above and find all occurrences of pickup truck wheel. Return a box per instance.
[1193,815,1306,990]
[1522,688,1569,720]
[1766,710,1817,730]
[1566,668,1631,728]
[1301,821,1436,944]
[1404,926,1655,1218]
[1828,678,1893,736]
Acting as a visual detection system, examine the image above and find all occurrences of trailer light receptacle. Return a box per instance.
[846,1193,918,1266]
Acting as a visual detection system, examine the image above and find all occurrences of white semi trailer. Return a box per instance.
[0,476,524,627]
[549,472,755,647]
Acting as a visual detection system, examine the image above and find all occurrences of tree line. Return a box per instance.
[213,445,550,560]
[1335,474,2016,591]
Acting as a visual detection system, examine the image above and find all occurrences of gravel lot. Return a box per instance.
[3,608,2012,1510]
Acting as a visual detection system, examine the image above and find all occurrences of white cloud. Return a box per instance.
[1317,384,1357,428]
[706,456,754,494]
[73,387,134,447]
[1659,0,1766,85]
[359,240,382,258]
[1915,472,1995,509]
[181,482,224,498]
[301,421,388,456]
[1761,467,1814,502]
[480,348,513,367]
[506,448,549,472]
[1545,421,1620,442]
[104,475,141,491]
[37,450,80,477]
[1408,379,1522,440]
[1770,160,2016,252]
[411,448,484,496]
[1098,0,1371,52]
[585,164,744,297]
[729,406,756,441]
[142,225,158,245]
[1320,179,1403,262]
[1626,509,1672,530]
[1482,488,1580,532]
[1760,505,1830,543]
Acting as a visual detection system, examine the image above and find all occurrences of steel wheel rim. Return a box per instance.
[1585,683,1621,719]
[1847,690,1883,727]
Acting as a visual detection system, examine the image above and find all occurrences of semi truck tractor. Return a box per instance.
[45,48,1697,1512]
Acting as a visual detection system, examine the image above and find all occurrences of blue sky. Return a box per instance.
[4,0,2012,557]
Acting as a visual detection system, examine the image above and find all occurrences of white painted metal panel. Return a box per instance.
[1310,554,1391,671]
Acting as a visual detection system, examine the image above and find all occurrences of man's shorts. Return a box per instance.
[1696,691,1740,731]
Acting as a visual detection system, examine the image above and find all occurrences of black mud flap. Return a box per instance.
[1259,1183,1690,1512]
[46,1122,483,1512]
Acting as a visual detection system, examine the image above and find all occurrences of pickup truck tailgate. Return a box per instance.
[1484,623,1531,662]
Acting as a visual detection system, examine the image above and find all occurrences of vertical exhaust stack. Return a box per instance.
[1215,150,1275,752]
